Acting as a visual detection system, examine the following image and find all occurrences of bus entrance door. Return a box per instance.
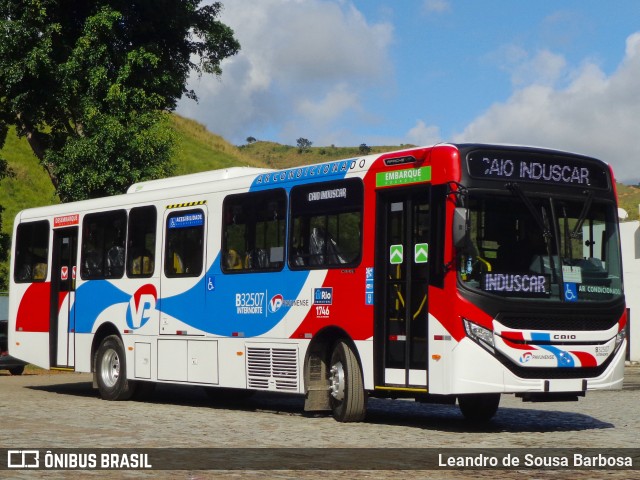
[50,227,78,369]
[375,187,430,390]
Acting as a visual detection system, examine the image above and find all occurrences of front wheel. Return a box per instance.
[95,335,136,400]
[329,340,366,422]
[458,393,500,422]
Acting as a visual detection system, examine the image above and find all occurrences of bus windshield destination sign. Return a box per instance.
[466,151,609,189]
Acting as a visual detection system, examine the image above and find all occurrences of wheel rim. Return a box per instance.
[329,361,345,401]
[100,348,120,388]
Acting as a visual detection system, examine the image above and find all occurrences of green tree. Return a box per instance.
[359,143,371,155]
[0,206,9,292]
[0,0,240,202]
[296,137,313,154]
[0,152,13,291]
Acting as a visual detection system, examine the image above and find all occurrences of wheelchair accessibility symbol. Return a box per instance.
[564,283,578,302]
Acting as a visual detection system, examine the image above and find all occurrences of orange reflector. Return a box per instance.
[237,352,243,356]
[432,354,442,361]
[128,346,134,351]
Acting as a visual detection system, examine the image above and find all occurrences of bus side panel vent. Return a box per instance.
[246,344,299,392]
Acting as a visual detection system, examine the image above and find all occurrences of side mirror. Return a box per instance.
[453,207,468,249]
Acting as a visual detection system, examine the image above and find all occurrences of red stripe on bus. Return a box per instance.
[16,282,52,333]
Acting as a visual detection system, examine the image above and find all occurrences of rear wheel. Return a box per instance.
[329,340,366,422]
[9,365,25,375]
[95,335,136,400]
[458,393,500,422]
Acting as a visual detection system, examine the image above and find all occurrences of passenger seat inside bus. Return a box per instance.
[171,251,184,274]
[308,227,347,266]
[245,249,269,269]
[225,249,243,270]
[130,249,154,275]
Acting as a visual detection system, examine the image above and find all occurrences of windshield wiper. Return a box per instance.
[563,206,574,264]
[571,190,594,238]
[506,183,551,238]
[508,183,558,280]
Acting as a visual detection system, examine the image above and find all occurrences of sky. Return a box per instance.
[176,0,640,183]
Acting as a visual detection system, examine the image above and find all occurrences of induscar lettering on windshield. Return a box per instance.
[482,273,549,295]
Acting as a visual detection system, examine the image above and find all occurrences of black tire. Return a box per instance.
[9,365,25,375]
[328,340,366,422]
[95,335,137,400]
[458,393,500,422]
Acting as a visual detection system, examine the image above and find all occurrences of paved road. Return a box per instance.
[1,366,639,479]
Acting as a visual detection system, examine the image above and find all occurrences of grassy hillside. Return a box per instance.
[0,127,59,232]
[170,116,267,174]
[616,183,640,220]
[238,140,409,170]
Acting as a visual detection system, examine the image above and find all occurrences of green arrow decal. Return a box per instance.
[390,245,404,264]
[414,243,429,263]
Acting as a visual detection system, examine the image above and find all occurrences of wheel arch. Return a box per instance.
[302,326,364,412]
[90,322,121,376]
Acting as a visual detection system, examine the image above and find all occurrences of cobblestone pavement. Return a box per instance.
[1,365,639,479]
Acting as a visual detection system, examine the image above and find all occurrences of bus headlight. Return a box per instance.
[463,318,495,353]
[614,328,626,352]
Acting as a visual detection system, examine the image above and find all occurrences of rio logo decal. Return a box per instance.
[126,284,158,329]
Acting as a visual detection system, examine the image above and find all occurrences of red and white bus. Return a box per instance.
[8,143,626,422]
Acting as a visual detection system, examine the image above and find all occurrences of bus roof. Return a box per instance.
[126,166,274,193]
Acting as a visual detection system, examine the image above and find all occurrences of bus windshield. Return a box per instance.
[459,190,623,303]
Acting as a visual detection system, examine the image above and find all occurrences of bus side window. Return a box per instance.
[222,189,286,273]
[14,221,50,283]
[127,206,157,278]
[288,178,363,270]
[81,210,127,280]
[164,209,204,278]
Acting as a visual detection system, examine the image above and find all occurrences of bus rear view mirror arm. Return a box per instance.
[453,207,469,249]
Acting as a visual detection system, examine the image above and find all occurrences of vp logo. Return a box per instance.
[269,294,284,313]
[126,284,158,329]
[519,351,533,364]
